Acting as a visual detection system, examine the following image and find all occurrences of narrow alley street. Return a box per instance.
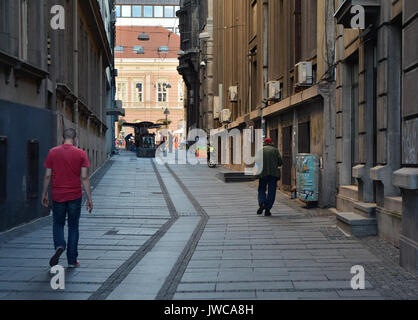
[0,152,417,300]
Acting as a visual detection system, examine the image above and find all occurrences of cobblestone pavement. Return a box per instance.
[0,151,417,300]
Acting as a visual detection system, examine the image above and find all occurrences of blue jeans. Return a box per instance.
[52,198,82,265]
[258,176,278,210]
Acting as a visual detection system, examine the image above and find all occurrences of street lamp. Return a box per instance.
[164,108,170,129]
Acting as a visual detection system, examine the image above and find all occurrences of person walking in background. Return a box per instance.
[255,138,282,216]
[125,133,133,151]
[41,128,93,268]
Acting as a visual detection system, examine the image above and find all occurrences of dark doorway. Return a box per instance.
[218,136,222,164]
[298,121,310,153]
[270,129,278,147]
[27,140,39,199]
[282,126,292,187]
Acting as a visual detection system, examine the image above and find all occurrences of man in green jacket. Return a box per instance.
[255,138,282,216]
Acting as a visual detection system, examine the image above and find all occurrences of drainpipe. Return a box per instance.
[73,0,79,147]
[261,0,268,139]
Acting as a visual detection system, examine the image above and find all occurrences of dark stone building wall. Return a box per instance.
[0,0,116,232]
[393,0,418,275]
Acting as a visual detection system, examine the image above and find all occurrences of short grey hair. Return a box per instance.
[63,128,77,140]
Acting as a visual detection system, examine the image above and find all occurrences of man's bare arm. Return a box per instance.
[41,169,52,207]
[81,167,93,213]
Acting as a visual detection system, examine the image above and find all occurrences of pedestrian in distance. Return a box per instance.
[125,133,133,151]
[255,138,282,216]
[41,128,93,268]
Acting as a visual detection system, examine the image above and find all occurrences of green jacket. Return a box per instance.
[255,144,282,179]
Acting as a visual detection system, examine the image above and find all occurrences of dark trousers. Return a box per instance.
[258,176,278,210]
[52,198,82,265]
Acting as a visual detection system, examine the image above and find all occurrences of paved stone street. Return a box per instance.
[0,152,417,300]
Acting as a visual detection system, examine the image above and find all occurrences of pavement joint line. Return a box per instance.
[88,159,179,300]
[176,288,347,293]
[156,164,209,300]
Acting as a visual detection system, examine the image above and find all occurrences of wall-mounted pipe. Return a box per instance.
[261,0,268,139]
[73,0,79,147]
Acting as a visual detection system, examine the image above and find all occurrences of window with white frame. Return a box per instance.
[116,82,127,101]
[135,83,143,102]
[157,83,168,102]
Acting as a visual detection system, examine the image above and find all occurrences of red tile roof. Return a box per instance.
[115,26,180,59]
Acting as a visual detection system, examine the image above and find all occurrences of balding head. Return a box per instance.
[63,128,77,142]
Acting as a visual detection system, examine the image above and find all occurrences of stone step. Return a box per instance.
[336,212,378,238]
[384,196,402,214]
[354,202,377,218]
[216,172,256,183]
[338,185,359,201]
[336,194,356,212]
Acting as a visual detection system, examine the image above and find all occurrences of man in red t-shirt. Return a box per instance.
[42,128,93,268]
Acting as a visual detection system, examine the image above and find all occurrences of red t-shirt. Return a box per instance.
[43,144,90,203]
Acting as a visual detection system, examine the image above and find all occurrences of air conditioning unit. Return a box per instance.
[295,62,313,87]
[213,96,220,120]
[228,86,238,102]
[220,109,231,123]
[267,81,282,101]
